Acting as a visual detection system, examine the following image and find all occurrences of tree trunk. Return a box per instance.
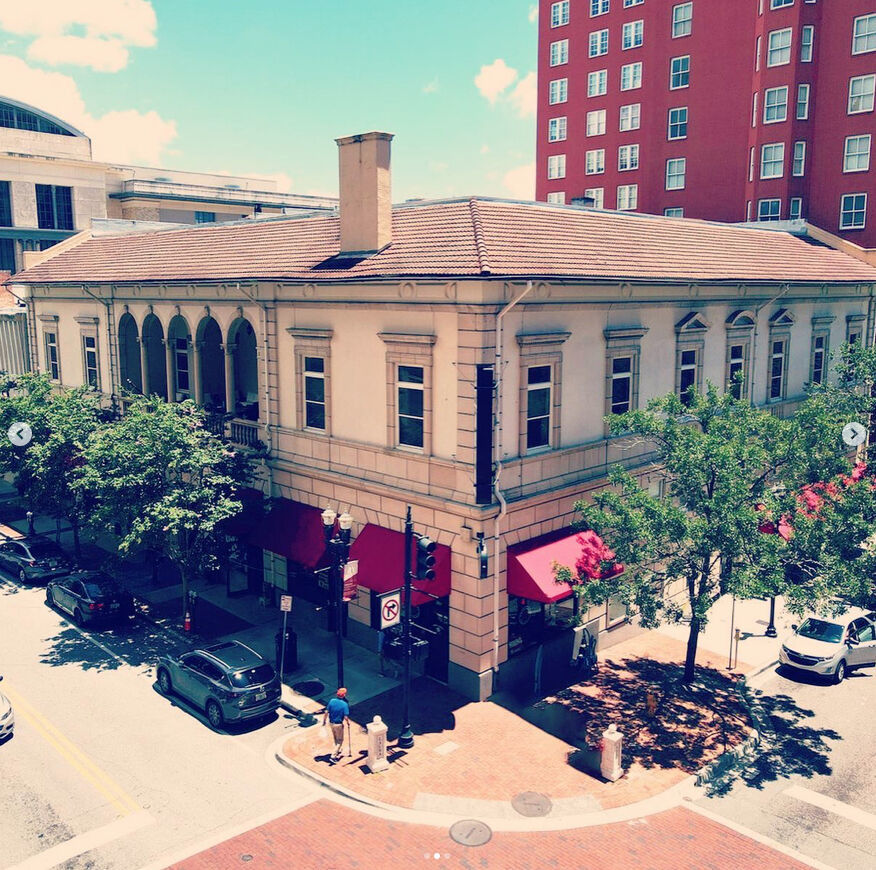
[180,566,189,626]
[71,519,81,561]
[683,614,701,684]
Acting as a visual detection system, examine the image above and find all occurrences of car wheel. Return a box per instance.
[834,660,846,684]
[206,700,223,730]
[73,608,84,627]
[157,668,172,696]
[45,588,54,608]
[18,569,27,584]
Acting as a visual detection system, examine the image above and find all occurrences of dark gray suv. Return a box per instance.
[156,640,280,729]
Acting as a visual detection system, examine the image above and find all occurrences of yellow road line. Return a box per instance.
[3,683,140,815]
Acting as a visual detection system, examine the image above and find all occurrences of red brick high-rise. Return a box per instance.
[536,0,876,250]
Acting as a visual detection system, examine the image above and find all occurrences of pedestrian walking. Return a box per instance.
[323,687,350,762]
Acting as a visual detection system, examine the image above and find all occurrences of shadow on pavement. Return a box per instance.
[149,682,279,735]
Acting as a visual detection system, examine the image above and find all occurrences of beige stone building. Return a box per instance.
[8,132,876,700]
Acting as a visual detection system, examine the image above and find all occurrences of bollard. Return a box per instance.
[366,715,389,773]
[600,723,624,782]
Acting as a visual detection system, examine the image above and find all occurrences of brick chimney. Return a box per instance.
[335,131,394,256]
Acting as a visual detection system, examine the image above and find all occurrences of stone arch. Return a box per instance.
[195,315,226,412]
[167,314,192,401]
[118,312,142,394]
[141,313,167,400]
[227,316,259,419]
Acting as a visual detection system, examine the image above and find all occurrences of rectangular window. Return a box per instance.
[672,2,692,37]
[758,198,782,221]
[728,344,746,399]
[174,337,189,394]
[852,14,876,54]
[793,140,806,176]
[670,55,690,89]
[611,356,633,414]
[761,142,785,178]
[589,28,609,57]
[0,239,12,272]
[664,207,684,217]
[844,135,871,172]
[617,184,638,210]
[810,334,826,384]
[619,103,641,131]
[526,365,552,450]
[547,154,566,179]
[398,364,424,448]
[550,39,569,66]
[586,149,606,174]
[588,69,608,96]
[194,211,215,223]
[767,28,792,66]
[624,0,644,5]
[678,348,698,405]
[44,332,59,380]
[749,146,755,182]
[752,91,759,127]
[590,0,610,16]
[549,78,568,104]
[755,35,762,71]
[771,0,793,7]
[548,116,568,142]
[764,86,788,122]
[849,75,875,113]
[796,83,810,119]
[668,106,688,139]
[618,144,639,171]
[82,335,99,389]
[584,187,604,208]
[304,356,326,430]
[840,193,867,229]
[769,339,786,400]
[586,109,607,136]
[35,184,73,230]
[789,196,803,220]
[620,62,643,90]
[622,20,644,50]
[551,1,570,27]
[546,191,566,204]
[800,24,814,61]
[665,157,686,190]
[0,180,10,227]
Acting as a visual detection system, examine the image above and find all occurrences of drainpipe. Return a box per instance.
[491,280,534,679]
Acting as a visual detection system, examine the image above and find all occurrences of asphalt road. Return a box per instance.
[695,659,876,870]
[0,573,313,870]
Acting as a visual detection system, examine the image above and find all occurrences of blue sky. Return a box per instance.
[0,0,539,200]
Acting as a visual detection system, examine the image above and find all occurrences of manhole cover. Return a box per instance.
[511,791,552,817]
[292,680,325,697]
[449,820,492,847]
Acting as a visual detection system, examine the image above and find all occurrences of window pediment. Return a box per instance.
[725,309,756,330]
[769,308,795,327]
[675,311,710,334]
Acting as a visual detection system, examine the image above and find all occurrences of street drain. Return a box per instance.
[511,791,553,817]
[293,680,325,697]
[449,820,492,847]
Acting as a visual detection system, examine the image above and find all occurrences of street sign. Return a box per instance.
[378,591,401,629]
[342,559,359,602]
[280,595,293,612]
[343,560,359,581]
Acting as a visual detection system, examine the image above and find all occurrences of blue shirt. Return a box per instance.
[326,697,349,723]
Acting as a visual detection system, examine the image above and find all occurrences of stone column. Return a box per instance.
[165,339,175,401]
[192,340,204,405]
[224,344,235,416]
[138,337,149,395]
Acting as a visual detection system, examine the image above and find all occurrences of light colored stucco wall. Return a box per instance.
[0,128,91,161]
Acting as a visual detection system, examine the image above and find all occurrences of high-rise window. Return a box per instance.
[590,0,610,16]
[792,140,806,176]
[840,193,867,229]
[664,207,684,217]
[666,157,686,190]
[752,92,759,127]
[618,144,639,171]
[761,143,785,178]
[800,25,814,61]
[398,364,425,448]
[82,335,99,389]
[767,28,792,66]
[764,86,788,122]
[668,106,688,139]
[44,332,60,380]
[584,187,604,208]
[810,334,826,384]
[35,184,73,230]
[546,192,566,204]
[589,28,609,56]
[844,135,872,172]
[670,55,690,89]
[611,356,633,414]
[550,39,569,66]
[619,103,641,131]
[622,20,644,50]
[848,75,875,113]
[304,356,326,429]
[0,180,11,227]
[586,109,607,136]
[758,198,782,221]
[678,348,698,405]
[624,0,644,6]
[586,149,606,174]
[789,197,803,220]
[769,339,787,400]
[771,0,793,8]
[549,78,568,104]
[551,1,570,27]
[588,69,608,96]
[526,365,552,450]
[620,61,643,90]
[548,117,568,141]
[672,3,692,37]
[547,154,566,179]
[194,211,215,223]
[852,14,876,54]
[728,344,746,399]
[796,83,810,119]
[617,184,638,210]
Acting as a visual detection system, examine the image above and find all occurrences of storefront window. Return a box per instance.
[607,594,628,626]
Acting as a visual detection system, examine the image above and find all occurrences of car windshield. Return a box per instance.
[229,663,274,688]
[28,542,65,559]
[797,618,844,643]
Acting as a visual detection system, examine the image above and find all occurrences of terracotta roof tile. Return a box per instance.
[12,199,876,285]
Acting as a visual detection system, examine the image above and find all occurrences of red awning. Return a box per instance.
[507,528,625,604]
[348,524,451,607]
[247,498,328,569]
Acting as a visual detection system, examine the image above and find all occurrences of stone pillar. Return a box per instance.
[138,337,149,395]
[192,340,204,405]
[600,724,623,782]
[165,339,175,401]
[224,344,235,416]
[366,715,389,773]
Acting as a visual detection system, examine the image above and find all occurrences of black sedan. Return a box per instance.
[0,535,72,584]
[46,571,135,626]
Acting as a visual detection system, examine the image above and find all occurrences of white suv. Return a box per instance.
[779,607,876,683]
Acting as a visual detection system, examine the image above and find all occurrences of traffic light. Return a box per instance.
[415,536,437,580]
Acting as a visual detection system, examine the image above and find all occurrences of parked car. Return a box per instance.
[779,607,876,683]
[0,534,72,585]
[46,571,134,627]
[0,676,13,741]
[156,640,281,729]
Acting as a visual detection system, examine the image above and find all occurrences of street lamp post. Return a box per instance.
[398,506,415,749]
[765,596,778,638]
[322,507,353,690]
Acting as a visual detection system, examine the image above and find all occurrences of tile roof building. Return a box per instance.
[9,132,876,700]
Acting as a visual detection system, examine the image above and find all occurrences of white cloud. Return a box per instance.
[503,162,535,200]
[509,71,537,119]
[0,55,176,164]
[0,0,157,71]
[528,4,538,22]
[422,78,439,94]
[474,58,518,104]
